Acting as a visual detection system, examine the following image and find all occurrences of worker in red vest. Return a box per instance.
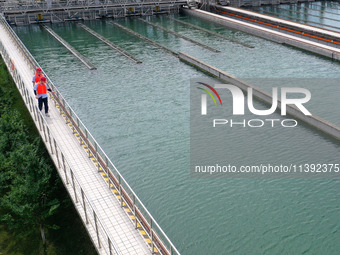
[34,77,52,117]
[32,67,45,86]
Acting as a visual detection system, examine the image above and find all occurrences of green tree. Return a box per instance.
[0,80,60,248]
[0,142,60,244]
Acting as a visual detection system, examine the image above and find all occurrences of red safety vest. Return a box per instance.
[37,83,47,95]
[34,72,44,83]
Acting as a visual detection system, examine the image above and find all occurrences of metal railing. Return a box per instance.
[0,0,185,12]
[0,14,180,255]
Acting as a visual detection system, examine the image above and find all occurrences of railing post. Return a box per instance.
[72,121,76,134]
[151,219,154,254]
[87,142,91,158]
[59,107,64,118]
[94,142,100,172]
[81,189,89,224]
[94,211,101,248]
[32,98,38,121]
[58,103,63,115]
[108,168,111,190]
[47,127,53,154]
[27,89,33,112]
[23,88,28,105]
[19,79,24,91]
[95,142,98,159]
[71,171,78,203]
[42,118,48,142]
[37,111,43,131]
[54,138,60,168]
[79,133,83,146]
[26,89,31,106]
[12,69,17,82]
[16,74,21,88]
[85,129,91,158]
[108,237,112,255]
[62,153,69,184]
[53,93,58,107]
[26,89,31,109]
[118,175,123,207]
[133,195,138,229]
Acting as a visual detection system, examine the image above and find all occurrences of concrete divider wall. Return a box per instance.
[182,9,340,61]
[179,52,340,139]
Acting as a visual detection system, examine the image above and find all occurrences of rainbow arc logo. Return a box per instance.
[197,82,222,115]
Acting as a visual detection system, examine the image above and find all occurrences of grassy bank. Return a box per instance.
[0,56,97,255]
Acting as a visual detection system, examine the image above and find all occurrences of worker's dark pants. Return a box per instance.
[38,97,48,114]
